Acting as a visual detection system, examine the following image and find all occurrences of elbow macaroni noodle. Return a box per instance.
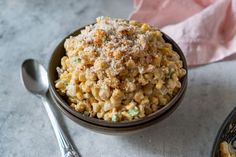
[55,17,186,122]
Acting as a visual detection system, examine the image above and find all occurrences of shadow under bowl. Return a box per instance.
[48,25,188,134]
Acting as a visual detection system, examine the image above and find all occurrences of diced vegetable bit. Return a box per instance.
[71,56,81,64]
[128,106,140,116]
[111,113,119,122]
[166,68,174,79]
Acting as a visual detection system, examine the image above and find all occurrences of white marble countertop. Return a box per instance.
[0,0,235,157]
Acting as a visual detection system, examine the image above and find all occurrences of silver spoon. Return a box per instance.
[21,59,80,157]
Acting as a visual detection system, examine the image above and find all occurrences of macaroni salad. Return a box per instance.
[55,17,186,122]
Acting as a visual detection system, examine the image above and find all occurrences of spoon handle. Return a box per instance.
[41,96,80,157]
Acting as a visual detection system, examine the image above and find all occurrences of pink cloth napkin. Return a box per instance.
[130,0,236,67]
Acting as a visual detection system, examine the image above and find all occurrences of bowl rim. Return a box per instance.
[211,107,236,157]
[49,87,186,132]
[48,25,188,128]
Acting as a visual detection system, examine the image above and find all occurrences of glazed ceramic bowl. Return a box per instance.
[49,88,186,134]
[211,107,236,157]
[48,25,188,134]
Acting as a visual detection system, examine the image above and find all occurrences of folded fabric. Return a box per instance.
[130,0,236,67]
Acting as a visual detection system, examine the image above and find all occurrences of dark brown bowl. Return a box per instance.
[50,85,186,134]
[211,107,236,157]
[48,25,188,133]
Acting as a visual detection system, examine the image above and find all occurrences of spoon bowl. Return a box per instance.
[21,59,80,157]
[21,59,48,95]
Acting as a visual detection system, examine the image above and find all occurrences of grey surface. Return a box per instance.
[0,0,235,157]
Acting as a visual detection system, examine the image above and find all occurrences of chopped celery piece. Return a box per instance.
[128,106,139,116]
[71,56,81,64]
[112,114,119,122]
